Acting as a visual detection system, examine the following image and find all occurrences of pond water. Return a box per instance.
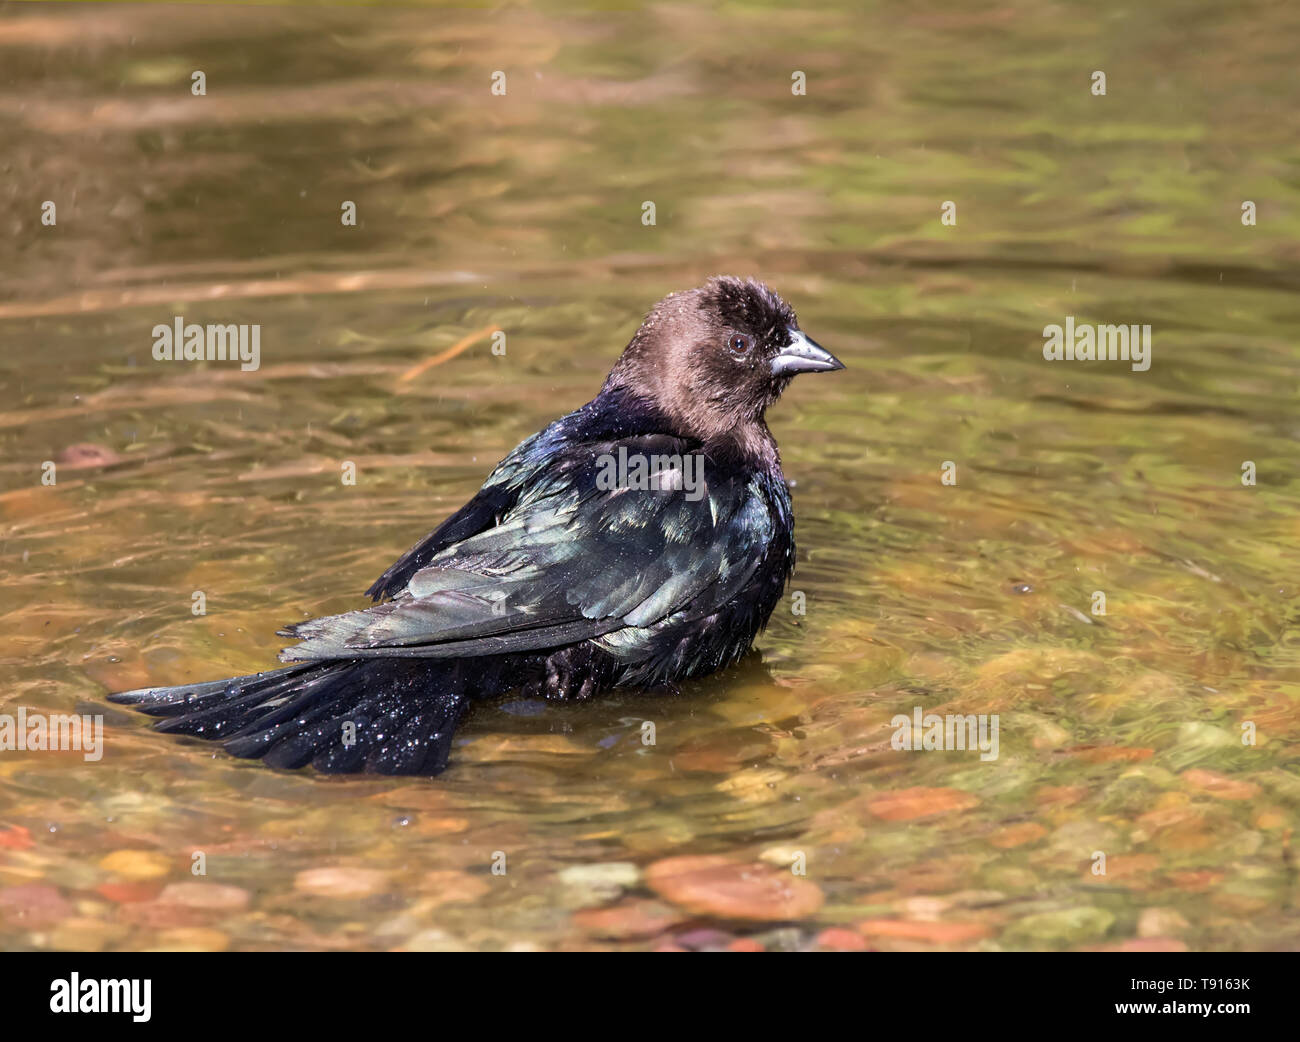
[1,0,1297,951]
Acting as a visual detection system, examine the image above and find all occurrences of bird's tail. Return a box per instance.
[109,658,472,775]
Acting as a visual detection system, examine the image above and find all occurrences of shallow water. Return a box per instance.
[1,1,1298,951]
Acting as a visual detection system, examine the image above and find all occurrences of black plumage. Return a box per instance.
[110,277,844,775]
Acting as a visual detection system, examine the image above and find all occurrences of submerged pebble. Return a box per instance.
[645,855,824,921]
[294,867,390,899]
[98,849,173,881]
[156,882,251,912]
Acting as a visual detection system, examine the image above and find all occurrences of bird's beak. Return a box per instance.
[771,329,845,376]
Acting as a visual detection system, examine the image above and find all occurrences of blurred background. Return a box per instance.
[0,0,1297,951]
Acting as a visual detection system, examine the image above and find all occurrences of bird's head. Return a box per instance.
[605,276,844,444]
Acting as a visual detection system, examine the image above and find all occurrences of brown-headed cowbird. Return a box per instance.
[111,277,844,774]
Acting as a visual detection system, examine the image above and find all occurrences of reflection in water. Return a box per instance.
[0,1,1298,951]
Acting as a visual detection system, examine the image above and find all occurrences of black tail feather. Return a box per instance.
[109,663,320,716]
[110,659,471,776]
[154,667,336,739]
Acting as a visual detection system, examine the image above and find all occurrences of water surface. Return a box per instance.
[1,0,1298,951]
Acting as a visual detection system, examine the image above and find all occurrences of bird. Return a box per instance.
[109,277,844,775]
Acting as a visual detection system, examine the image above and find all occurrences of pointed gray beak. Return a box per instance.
[771,329,845,376]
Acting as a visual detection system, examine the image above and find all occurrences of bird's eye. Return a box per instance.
[729,334,752,356]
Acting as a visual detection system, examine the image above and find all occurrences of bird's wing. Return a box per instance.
[280,435,776,662]
[363,429,550,602]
